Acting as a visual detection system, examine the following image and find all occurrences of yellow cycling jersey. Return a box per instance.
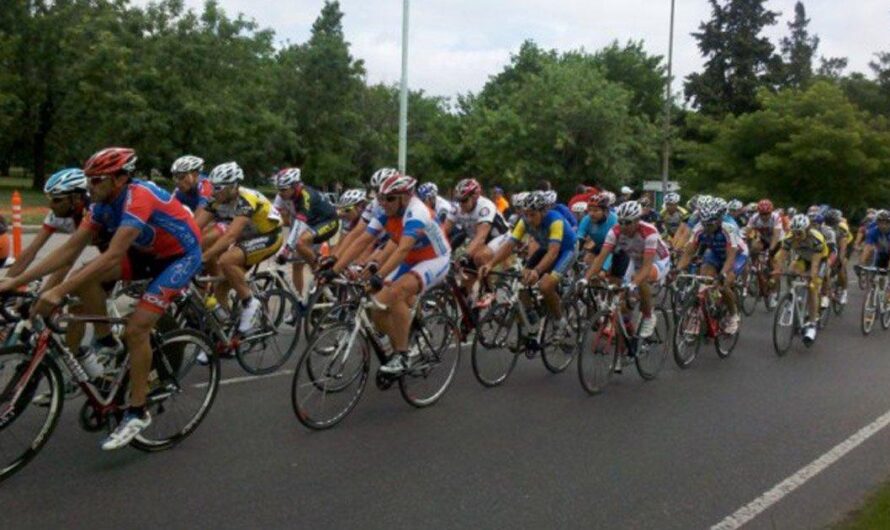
[837,220,854,245]
[207,186,282,238]
[780,228,829,262]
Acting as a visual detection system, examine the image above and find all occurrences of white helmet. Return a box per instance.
[616,200,642,221]
[664,192,680,205]
[337,188,367,209]
[525,191,550,211]
[370,167,399,189]
[208,162,244,186]
[790,213,810,232]
[379,173,416,195]
[512,192,529,209]
[44,168,87,195]
[171,155,204,175]
[603,191,617,206]
[542,190,557,207]
[727,199,743,211]
[571,202,587,214]
[620,185,633,195]
[275,167,302,188]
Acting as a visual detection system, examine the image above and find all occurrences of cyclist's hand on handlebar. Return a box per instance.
[318,256,336,271]
[31,288,62,318]
[366,274,384,293]
[478,265,491,279]
[317,267,337,284]
[0,278,17,294]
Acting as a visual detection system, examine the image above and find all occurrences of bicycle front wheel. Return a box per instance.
[672,304,702,368]
[131,329,219,452]
[740,272,758,316]
[773,294,796,355]
[236,288,300,375]
[291,323,369,430]
[577,310,618,395]
[635,308,669,380]
[471,303,520,387]
[0,347,64,482]
[861,287,877,336]
[399,312,461,408]
[541,301,581,373]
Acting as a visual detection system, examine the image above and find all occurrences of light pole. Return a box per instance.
[398,0,410,174]
[661,0,675,196]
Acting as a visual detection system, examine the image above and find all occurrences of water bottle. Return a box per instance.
[206,294,229,321]
[377,333,393,355]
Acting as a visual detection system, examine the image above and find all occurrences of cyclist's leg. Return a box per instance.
[539,249,575,321]
[67,262,120,352]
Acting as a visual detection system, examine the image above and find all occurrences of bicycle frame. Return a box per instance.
[677,274,724,339]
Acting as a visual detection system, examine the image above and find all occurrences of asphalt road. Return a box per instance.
[3,234,890,529]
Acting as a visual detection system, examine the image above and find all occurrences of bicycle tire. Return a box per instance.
[635,307,668,380]
[773,293,796,355]
[714,310,739,359]
[399,312,461,408]
[672,304,702,368]
[577,309,618,395]
[130,329,220,452]
[0,347,64,482]
[235,288,300,375]
[291,323,370,430]
[541,301,580,374]
[861,286,877,336]
[471,303,519,387]
[740,273,758,316]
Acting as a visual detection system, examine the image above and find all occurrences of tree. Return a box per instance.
[685,0,780,116]
[777,1,819,88]
[678,81,890,210]
[592,41,667,121]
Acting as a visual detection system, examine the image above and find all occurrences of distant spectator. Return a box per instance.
[492,186,509,214]
[568,184,600,210]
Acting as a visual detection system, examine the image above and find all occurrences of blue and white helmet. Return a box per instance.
[44,168,87,196]
[417,182,438,201]
[170,155,204,174]
[664,192,681,205]
[208,162,244,186]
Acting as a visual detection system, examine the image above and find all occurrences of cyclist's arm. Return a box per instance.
[333,230,376,274]
[377,236,415,280]
[677,240,697,271]
[4,225,92,289]
[202,215,249,262]
[721,245,738,277]
[46,226,140,297]
[6,227,53,277]
[332,219,367,260]
[366,239,396,269]
[861,243,875,266]
[466,222,492,256]
[772,248,787,274]
[194,208,215,230]
[672,223,690,249]
[441,218,454,235]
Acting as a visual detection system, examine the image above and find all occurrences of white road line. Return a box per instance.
[194,369,293,388]
[712,408,890,530]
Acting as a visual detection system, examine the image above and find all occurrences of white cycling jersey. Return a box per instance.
[603,221,670,267]
[449,196,508,241]
[434,196,456,223]
[747,212,785,240]
[42,211,80,234]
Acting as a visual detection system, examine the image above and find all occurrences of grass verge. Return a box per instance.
[837,480,890,529]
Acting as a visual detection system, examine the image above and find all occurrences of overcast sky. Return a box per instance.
[163,0,888,98]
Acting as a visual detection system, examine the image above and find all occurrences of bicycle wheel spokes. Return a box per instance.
[236,289,300,375]
[635,308,668,380]
[861,287,877,336]
[399,312,461,408]
[541,301,580,373]
[672,307,702,368]
[0,348,63,482]
[292,324,369,430]
[471,304,519,387]
[132,329,219,452]
[577,310,617,395]
[773,294,796,355]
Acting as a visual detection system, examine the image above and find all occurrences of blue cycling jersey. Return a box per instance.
[511,209,577,255]
[553,203,578,228]
[577,211,617,248]
[865,225,890,254]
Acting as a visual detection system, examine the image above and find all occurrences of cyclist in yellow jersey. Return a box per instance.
[772,214,829,344]
[824,208,851,304]
[202,162,283,334]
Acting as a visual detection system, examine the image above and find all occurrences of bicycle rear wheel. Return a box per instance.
[541,301,581,373]
[130,329,219,452]
[740,272,758,316]
[236,288,300,375]
[577,310,618,395]
[0,347,63,482]
[291,323,369,430]
[635,308,668,380]
[773,293,796,355]
[471,304,520,387]
[672,304,702,368]
[399,312,461,408]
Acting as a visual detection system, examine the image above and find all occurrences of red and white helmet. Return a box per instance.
[84,147,137,177]
[455,178,482,200]
[758,199,774,214]
[379,173,417,195]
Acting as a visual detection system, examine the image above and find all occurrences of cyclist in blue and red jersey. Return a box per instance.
[0,147,202,450]
[861,210,890,269]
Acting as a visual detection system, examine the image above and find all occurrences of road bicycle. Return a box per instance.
[772,272,820,355]
[857,265,890,336]
[291,278,461,430]
[672,274,739,368]
[0,293,219,482]
[577,282,669,395]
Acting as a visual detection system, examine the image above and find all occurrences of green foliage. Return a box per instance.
[678,82,890,209]
[776,1,819,89]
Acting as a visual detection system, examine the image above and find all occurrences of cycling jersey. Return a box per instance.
[865,226,890,254]
[43,203,88,235]
[450,196,509,243]
[552,203,579,229]
[780,229,829,263]
[510,210,577,256]
[748,212,785,241]
[602,221,670,267]
[433,196,456,224]
[207,186,282,238]
[692,221,749,274]
[836,221,853,246]
[816,225,837,252]
[274,185,337,228]
[174,176,212,212]
[366,196,451,265]
[577,211,617,250]
[360,198,383,225]
[660,206,689,236]
[86,179,201,259]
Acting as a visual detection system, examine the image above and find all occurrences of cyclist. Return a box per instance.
[418,182,455,232]
[0,147,202,449]
[673,195,710,250]
[660,192,689,241]
[272,167,339,298]
[576,192,617,271]
[451,178,511,294]
[328,167,396,263]
[322,173,451,374]
[171,155,211,215]
[480,191,578,341]
[570,201,587,223]
[676,198,747,334]
[543,190,579,229]
[581,200,671,338]
[855,209,877,253]
[807,206,838,311]
[771,214,829,344]
[824,208,851,304]
[639,196,661,229]
[728,199,749,227]
[202,162,283,333]
[747,199,784,261]
[860,209,890,270]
